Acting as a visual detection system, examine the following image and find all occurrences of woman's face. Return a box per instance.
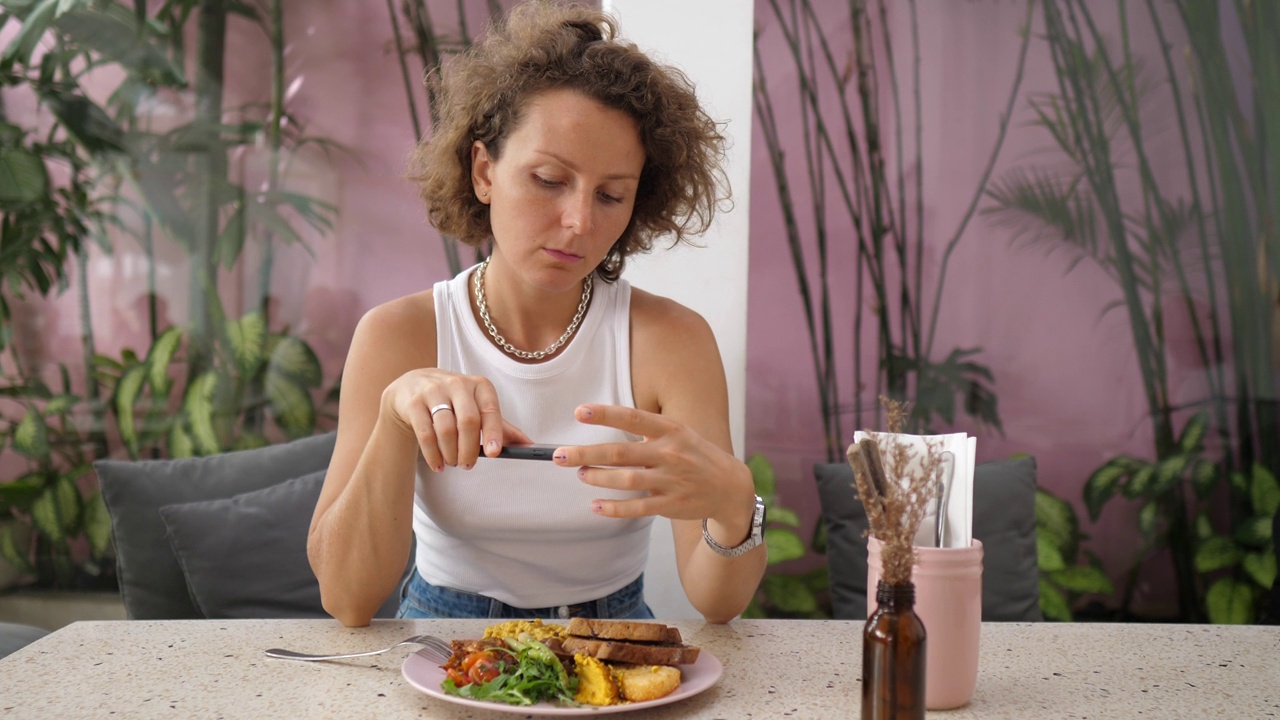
[471,88,645,291]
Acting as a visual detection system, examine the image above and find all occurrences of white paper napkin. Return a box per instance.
[852,431,975,548]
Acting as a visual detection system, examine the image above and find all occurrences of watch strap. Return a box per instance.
[702,495,765,558]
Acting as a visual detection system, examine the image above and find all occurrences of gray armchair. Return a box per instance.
[94,432,406,620]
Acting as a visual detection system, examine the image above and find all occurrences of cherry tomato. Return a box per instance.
[467,655,502,685]
[445,667,471,687]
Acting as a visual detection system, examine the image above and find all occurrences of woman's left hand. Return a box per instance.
[551,403,752,525]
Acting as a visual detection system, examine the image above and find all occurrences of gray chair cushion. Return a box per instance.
[818,456,1041,621]
[0,622,49,660]
[159,471,330,619]
[95,432,337,619]
[158,470,405,620]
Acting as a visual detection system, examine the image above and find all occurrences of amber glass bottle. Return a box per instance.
[862,580,927,719]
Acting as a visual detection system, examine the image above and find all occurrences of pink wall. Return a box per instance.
[748,1,1202,616]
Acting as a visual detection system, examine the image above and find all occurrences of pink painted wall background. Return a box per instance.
[7,1,1229,614]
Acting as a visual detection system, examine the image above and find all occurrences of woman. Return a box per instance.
[308,0,766,627]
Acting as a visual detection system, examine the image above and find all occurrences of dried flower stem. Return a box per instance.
[847,397,942,585]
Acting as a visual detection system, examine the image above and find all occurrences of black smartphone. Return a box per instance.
[492,443,559,461]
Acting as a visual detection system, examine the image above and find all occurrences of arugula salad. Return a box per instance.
[441,635,579,706]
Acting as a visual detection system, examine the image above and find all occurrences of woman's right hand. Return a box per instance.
[379,368,532,472]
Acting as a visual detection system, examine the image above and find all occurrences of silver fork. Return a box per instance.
[264,634,452,663]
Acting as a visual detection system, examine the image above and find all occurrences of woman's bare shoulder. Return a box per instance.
[628,287,725,410]
[628,287,715,342]
[350,289,438,365]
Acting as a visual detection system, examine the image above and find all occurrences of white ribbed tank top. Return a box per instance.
[411,265,652,607]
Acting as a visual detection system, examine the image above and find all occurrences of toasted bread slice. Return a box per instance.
[566,618,683,645]
[561,636,700,666]
[613,664,683,702]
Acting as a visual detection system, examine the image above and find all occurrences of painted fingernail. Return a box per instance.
[431,464,442,473]
[463,463,473,471]
[553,451,567,462]
[591,501,604,514]
[580,407,594,419]
[487,439,498,453]
[577,467,587,479]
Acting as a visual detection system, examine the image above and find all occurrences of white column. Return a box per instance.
[603,0,754,619]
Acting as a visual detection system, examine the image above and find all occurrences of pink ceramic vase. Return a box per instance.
[867,537,983,710]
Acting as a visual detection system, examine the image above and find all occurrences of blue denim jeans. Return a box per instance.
[396,571,655,620]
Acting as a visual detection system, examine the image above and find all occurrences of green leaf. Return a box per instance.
[0,523,33,575]
[1242,551,1276,591]
[267,335,322,387]
[1123,465,1157,499]
[1194,512,1214,540]
[53,474,80,534]
[1249,463,1279,518]
[40,88,126,155]
[1038,579,1072,621]
[265,373,315,439]
[40,394,76,416]
[30,477,78,542]
[114,363,147,456]
[146,327,184,394]
[1234,516,1273,548]
[1194,535,1242,573]
[1230,470,1249,494]
[0,145,48,205]
[0,473,45,510]
[82,490,110,557]
[761,573,817,614]
[1084,458,1135,519]
[768,507,801,527]
[1176,412,1209,453]
[1191,460,1218,499]
[227,311,267,374]
[1204,578,1254,624]
[1137,501,1161,537]
[1037,533,1067,572]
[54,3,183,85]
[747,454,776,497]
[169,422,194,458]
[1151,455,1190,496]
[1048,565,1115,595]
[231,433,270,451]
[2,0,57,66]
[12,407,49,458]
[182,371,222,455]
[1034,488,1078,554]
[763,527,805,565]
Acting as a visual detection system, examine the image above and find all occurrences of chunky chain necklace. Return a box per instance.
[473,257,592,360]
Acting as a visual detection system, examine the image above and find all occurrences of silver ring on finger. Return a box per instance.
[429,403,453,418]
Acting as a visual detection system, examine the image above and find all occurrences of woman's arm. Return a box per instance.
[308,290,530,627]
[307,295,431,627]
[558,291,766,623]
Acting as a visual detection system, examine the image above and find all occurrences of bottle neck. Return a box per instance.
[874,580,915,610]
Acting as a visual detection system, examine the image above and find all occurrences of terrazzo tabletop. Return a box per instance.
[1,619,1276,719]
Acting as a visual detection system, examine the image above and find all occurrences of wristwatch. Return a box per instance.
[702,495,767,558]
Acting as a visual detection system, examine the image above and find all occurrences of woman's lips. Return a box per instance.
[543,248,582,263]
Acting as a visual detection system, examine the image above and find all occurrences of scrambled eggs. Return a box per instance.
[482,619,567,641]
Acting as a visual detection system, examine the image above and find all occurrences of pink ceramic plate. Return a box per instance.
[402,649,723,716]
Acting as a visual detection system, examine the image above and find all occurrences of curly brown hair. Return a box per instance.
[405,0,729,282]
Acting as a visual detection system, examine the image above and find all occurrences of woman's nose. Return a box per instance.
[562,191,595,234]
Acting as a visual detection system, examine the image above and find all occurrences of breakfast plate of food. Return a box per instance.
[401,618,723,715]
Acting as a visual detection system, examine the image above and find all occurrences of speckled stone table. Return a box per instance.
[1,619,1276,719]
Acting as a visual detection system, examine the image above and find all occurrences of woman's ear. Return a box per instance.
[471,141,493,204]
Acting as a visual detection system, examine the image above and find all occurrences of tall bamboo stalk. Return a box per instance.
[189,0,229,380]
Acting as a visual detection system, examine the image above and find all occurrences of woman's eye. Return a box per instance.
[599,192,623,204]
[534,175,561,187]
